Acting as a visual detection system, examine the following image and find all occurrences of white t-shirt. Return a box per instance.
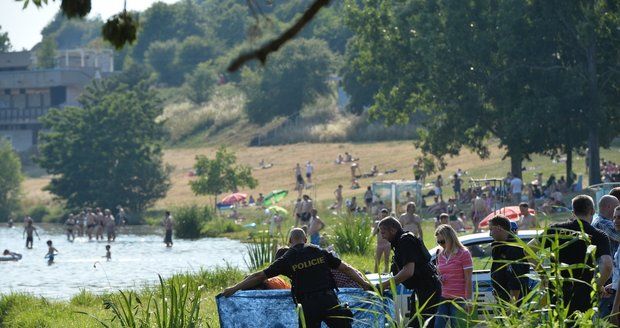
[510,177,523,194]
[306,163,313,175]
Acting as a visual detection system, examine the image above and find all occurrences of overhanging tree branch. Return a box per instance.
[227,0,330,72]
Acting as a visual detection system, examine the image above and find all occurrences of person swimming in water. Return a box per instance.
[45,240,58,265]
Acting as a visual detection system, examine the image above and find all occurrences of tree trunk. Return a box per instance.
[566,148,573,186]
[586,43,602,185]
[510,151,523,179]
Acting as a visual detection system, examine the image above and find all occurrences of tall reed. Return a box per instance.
[244,233,279,271]
[333,215,374,255]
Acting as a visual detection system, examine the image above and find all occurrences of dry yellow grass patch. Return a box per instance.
[23,141,620,210]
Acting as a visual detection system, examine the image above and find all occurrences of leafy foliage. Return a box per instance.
[36,37,56,69]
[176,36,219,78]
[241,38,336,124]
[183,61,219,105]
[41,12,102,50]
[102,11,138,50]
[190,146,257,206]
[0,140,22,220]
[81,275,206,328]
[145,40,181,86]
[173,205,214,239]
[37,78,171,213]
[345,0,620,179]
[0,25,11,52]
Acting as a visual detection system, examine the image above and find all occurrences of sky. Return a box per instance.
[0,0,179,51]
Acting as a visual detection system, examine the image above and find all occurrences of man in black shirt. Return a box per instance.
[222,228,372,328]
[529,195,612,316]
[376,217,441,328]
[489,215,530,304]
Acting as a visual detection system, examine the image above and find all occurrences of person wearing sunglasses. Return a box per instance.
[434,224,473,327]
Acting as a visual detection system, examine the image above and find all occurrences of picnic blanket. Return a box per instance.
[216,288,394,328]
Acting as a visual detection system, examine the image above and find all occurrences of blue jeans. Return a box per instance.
[434,298,466,328]
[599,289,615,319]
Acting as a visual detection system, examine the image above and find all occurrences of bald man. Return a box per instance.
[222,228,371,328]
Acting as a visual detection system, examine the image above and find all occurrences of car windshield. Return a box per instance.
[466,236,534,271]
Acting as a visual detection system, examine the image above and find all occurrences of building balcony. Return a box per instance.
[0,107,49,124]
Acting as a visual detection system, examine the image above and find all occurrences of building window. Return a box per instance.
[19,89,26,94]
[4,89,9,95]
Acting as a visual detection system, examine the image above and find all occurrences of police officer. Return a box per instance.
[222,228,372,327]
[376,217,441,328]
[489,215,530,305]
[529,195,612,317]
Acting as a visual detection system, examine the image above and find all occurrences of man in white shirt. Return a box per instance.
[510,175,523,205]
[306,161,314,184]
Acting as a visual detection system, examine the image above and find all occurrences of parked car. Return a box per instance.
[367,230,541,319]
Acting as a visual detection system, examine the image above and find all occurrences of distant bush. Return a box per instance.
[241,38,336,124]
[28,205,49,222]
[183,61,219,104]
[173,205,214,239]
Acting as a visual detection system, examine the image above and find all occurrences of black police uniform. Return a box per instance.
[491,236,530,304]
[263,243,353,328]
[540,219,611,315]
[390,230,441,328]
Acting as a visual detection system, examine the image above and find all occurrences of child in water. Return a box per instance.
[45,240,58,265]
[105,245,111,261]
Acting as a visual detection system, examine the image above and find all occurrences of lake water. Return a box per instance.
[0,224,247,299]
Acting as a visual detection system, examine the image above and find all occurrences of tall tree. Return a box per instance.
[241,38,335,124]
[36,37,57,68]
[0,140,22,220]
[345,0,619,180]
[535,0,620,184]
[37,79,171,213]
[190,146,257,207]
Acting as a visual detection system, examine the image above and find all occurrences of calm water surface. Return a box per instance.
[0,224,246,299]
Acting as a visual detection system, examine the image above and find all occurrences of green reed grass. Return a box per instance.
[333,215,374,255]
[243,232,279,271]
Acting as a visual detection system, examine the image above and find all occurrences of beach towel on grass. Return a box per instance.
[216,288,394,328]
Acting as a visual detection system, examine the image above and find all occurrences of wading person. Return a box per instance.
[376,217,441,328]
[222,228,372,328]
[529,195,612,319]
[23,220,40,249]
[163,211,174,247]
[489,215,530,305]
[65,213,75,242]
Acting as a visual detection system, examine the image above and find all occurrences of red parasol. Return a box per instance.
[478,206,536,229]
[221,193,247,205]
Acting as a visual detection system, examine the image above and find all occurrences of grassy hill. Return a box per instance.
[23,140,620,212]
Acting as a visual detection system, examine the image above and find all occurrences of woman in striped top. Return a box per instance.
[434,224,473,327]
